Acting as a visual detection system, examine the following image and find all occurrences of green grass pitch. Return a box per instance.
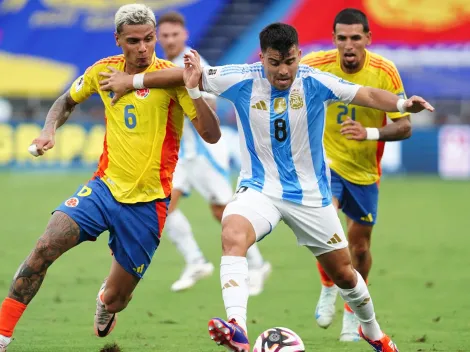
[0,173,469,351]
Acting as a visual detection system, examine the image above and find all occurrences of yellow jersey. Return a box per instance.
[301,49,408,185]
[70,54,197,203]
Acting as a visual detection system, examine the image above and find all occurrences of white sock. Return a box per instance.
[246,243,264,269]
[220,256,249,333]
[165,209,205,264]
[338,270,383,341]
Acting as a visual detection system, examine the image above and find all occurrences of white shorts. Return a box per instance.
[222,187,348,256]
[172,155,233,205]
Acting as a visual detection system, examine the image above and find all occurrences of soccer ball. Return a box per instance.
[253,327,305,352]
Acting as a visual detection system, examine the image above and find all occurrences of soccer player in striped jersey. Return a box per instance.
[98,23,433,352]
[0,4,220,351]
[157,11,271,295]
[301,8,411,341]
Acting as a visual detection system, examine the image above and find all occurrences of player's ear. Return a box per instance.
[114,32,120,47]
[366,31,372,46]
[259,52,264,62]
[331,30,335,45]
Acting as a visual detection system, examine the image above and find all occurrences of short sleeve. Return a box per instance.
[382,63,409,119]
[202,64,254,101]
[309,69,361,105]
[69,66,97,103]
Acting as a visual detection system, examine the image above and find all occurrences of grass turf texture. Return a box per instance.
[0,173,469,351]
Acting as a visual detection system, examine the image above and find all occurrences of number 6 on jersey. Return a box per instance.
[124,105,137,129]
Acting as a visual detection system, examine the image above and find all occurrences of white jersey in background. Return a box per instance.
[202,63,361,207]
[170,46,232,204]
[172,46,229,171]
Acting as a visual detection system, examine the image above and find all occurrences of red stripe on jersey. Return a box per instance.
[302,55,336,67]
[155,201,169,238]
[90,57,125,70]
[375,113,387,179]
[306,58,337,68]
[159,100,179,197]
[94,116,109,179]
[370,58,401,85]
[369,59,400,90]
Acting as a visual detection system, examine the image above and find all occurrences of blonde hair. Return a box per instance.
[115,4,156,33]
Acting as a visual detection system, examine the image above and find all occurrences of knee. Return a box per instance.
[349,241,370,261]
[330,264,357,289]
[221,226,249,256]
[103,288,132,313]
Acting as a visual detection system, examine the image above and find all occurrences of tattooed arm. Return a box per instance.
[31,92,78,156]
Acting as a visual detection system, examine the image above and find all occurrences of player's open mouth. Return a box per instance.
[344,53,356,62]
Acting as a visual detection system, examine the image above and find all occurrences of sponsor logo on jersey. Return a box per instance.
[251,100,268,110]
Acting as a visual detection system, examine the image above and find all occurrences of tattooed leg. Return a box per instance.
[9,211,80,305]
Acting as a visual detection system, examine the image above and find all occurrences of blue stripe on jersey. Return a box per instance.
[269,89,303,203]
[304,76,335,206]
[220,79,265,191]
[195,137,230,180]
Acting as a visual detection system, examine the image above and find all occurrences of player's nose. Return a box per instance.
[138,42,147,53]
[278,64,288,75]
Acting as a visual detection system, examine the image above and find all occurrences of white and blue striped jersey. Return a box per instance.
[172,47,220,163]
[202,63,361,207]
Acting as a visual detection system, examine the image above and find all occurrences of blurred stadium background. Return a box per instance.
[1,1,470,351]
[1,0,470,176]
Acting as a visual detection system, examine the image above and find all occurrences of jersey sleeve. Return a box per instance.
[310,69,361,105]
[382,63,409,119]
[202,64,252,102]
[174,86,197,121]
[69,65,98,103]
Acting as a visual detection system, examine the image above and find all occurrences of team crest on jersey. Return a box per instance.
[135,88,150,99]
[64,197,79,207]
[75,75,84,92]
[289,91,304,110]
[273,97,287,114]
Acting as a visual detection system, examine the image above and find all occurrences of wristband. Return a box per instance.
[365,128,380,140]
[186,86,202,99]
[133,74,145,89]
[396,98,406,114]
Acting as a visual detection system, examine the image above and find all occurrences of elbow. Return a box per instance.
[201,129,221,144]
[405,122,413,139]
[402,122,412,140]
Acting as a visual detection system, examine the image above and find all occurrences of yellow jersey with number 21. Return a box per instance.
[301,49,408,185]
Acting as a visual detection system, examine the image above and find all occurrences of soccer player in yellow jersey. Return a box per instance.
[0,4,221,350]
[301,8,411,342]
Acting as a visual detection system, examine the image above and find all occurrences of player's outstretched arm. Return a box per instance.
[99,67,185,105]
[352,87,434,114]
[184,50,221,144]
[30,92,78,156]
[340,115,412,141]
